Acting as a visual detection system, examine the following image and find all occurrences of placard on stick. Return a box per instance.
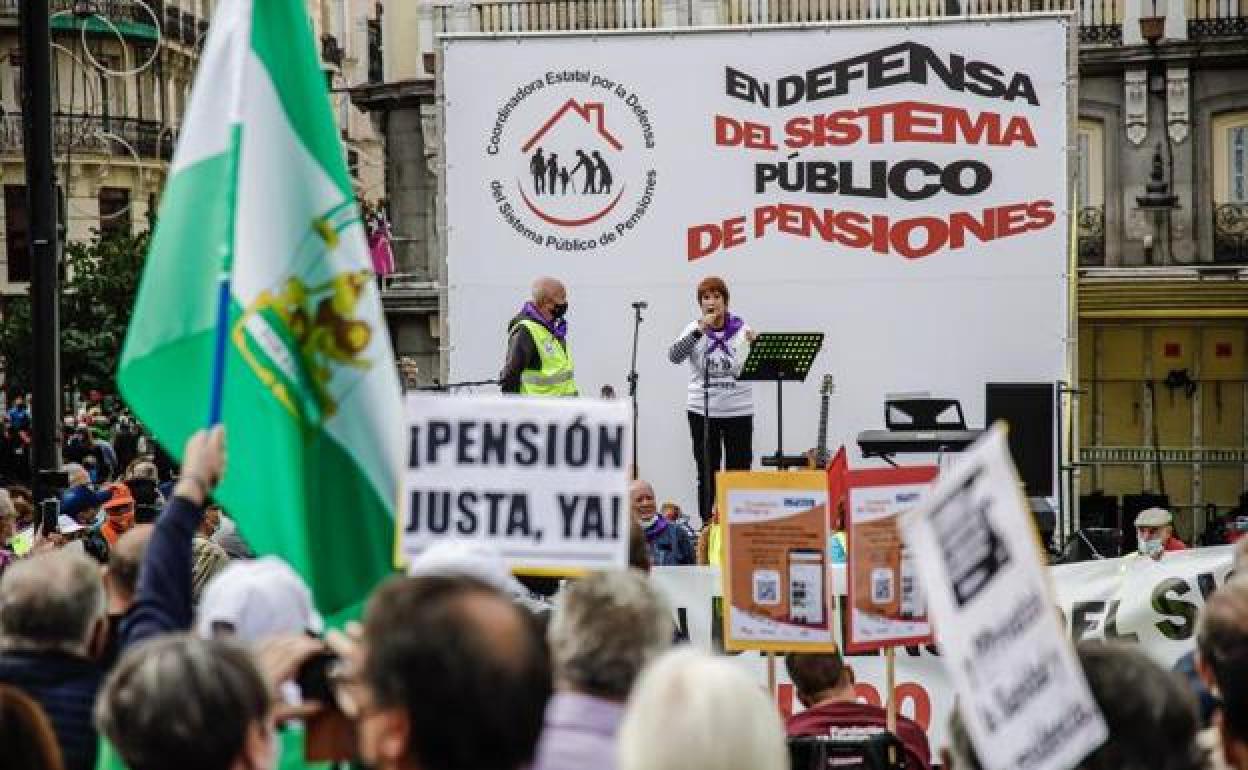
[901,424,1106,770]
[399,393,631,576]
[719,470,836,652]
[845,466,938,653]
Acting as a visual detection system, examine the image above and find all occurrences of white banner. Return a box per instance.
[651,545,1231,756]
[399,393,630,573]
[443,17,1071,521]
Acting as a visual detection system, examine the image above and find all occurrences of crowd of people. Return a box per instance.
[0,395,1247,770]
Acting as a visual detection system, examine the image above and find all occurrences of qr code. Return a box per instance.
[753,570,781,605]
[871,568,894,604]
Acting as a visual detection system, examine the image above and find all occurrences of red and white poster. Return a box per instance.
[845,466,938,652]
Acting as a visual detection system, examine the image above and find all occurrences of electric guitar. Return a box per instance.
[806,374,836,470]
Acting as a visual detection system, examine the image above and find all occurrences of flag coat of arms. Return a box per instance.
[118,0,403,616]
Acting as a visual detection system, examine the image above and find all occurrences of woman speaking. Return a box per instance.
[669,276,757,522]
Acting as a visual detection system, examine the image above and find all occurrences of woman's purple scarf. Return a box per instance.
[644,516,670,542]
[521,301,567,341]
[705,313,744,356]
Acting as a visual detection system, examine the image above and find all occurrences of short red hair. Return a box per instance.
[696,276,730,305]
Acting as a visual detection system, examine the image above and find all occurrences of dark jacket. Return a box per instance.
[0,650,105,770]
[500,312,570,393]
[787,700,931,770]
[120,494,205,647]
[644,517,694,566]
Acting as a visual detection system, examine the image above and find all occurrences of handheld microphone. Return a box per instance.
[632,300,648,309]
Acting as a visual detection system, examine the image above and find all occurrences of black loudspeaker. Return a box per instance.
[1079,491,1119,530]
[985,383,1055,497]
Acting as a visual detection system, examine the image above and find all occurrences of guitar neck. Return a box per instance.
[815,393,830,459]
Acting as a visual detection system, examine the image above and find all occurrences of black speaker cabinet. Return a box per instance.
[985,383,1055,498]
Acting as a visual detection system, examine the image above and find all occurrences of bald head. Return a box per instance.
[106,524,155,611]
[531,276,565,304]
[630,480,657,523]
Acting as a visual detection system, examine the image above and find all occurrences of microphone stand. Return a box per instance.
[702,349,712,523]
[627,302,644,478]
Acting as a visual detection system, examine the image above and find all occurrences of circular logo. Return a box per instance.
[486,70,658,252]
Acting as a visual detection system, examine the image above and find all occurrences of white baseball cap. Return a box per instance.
[406,541,527,599]
[195,556,323,642]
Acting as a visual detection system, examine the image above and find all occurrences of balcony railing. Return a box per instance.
[1079,0,1122,42]
[1214,203,1248,264]
[437,0,661,32]
[1188,0,1248,38]
[1078,205,1106,266]
[0,113,175,162]
[0,0,165,38]
[432,0,1132,37]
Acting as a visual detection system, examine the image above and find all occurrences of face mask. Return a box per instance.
[638,514,657,529]
[552,302,569,319]
[1138,538,1163,558]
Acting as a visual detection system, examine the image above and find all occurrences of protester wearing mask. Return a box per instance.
[1135,507,1186,561]
[631,480,693,567]
[500,276,578,396]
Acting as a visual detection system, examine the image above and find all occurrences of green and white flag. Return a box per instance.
[118,0,402,616]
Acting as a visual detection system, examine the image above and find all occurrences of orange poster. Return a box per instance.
[719,471,836,652]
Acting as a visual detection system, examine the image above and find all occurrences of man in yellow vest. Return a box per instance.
[500,276,579,396]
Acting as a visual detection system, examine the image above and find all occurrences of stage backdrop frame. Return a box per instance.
[438,15,1077,528]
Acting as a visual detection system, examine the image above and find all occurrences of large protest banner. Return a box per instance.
[653,545,1231,756]
[442,17,1071,521]
[399,393,631,575]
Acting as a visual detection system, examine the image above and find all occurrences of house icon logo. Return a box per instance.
[485,72,658,251]
[519,100,626,227]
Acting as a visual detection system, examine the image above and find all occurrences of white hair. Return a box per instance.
[617,648,788,770]
[548,569,673,699]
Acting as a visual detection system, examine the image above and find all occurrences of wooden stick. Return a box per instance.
[767,650,777,697]
[885,646,897,734]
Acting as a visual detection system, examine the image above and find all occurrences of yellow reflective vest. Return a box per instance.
[515,319,578,397]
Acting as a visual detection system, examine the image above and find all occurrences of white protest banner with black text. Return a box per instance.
[399,393,630,574]
[900,425,1107,770]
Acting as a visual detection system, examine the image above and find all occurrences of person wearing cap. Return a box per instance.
[1135,506,1187,561]
[99,484,136,547]
[60,464,112,527]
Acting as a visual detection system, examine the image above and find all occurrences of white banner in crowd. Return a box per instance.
[901,426,1106,770]
[651,545,1232,755]
[398,394,630,573]
[442,17,1071,520]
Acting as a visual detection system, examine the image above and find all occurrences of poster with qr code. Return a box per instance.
[901,424,1107,770]
[719,471,836,652]
[845,466,938,653]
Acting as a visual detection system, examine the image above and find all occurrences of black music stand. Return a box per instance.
[739,333,824,471]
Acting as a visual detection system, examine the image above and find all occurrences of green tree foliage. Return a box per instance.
[0,231,149,396]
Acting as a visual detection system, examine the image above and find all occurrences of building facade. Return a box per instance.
[357,0,1248,540]
[0,0,382,290]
